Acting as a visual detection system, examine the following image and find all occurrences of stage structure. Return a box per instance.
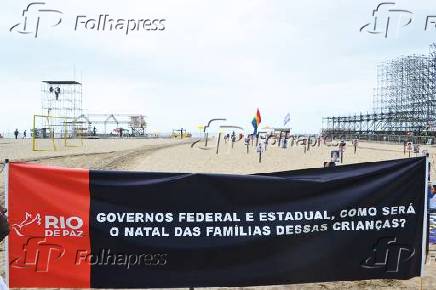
[323,44,436,139]
[74,114,147,137]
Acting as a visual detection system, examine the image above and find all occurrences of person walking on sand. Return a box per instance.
[14,128,19,139]
[23,130,27,139]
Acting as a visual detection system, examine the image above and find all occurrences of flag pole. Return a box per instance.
[421,156,429,277]
[216,133,221,155]
[3,159,9,287]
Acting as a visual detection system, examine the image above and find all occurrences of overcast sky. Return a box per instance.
[1,0,436,135]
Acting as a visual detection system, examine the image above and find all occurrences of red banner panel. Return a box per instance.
[8,163,90,288]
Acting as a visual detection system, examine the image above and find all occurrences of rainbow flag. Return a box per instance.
[251,108,262,134]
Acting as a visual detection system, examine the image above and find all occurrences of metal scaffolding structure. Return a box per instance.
[323,44,436,138]
[41,81,83,118]
[37,81,84,139]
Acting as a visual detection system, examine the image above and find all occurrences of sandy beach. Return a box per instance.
[1,137,435,290]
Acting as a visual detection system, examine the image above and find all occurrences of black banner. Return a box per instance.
[89,157,426,288]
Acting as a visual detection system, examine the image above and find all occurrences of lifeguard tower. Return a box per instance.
[33,81,84,150]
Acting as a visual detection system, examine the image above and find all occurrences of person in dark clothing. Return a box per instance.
[23,130,27,139]
[14,129,19,139]
[0,207,9,242]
